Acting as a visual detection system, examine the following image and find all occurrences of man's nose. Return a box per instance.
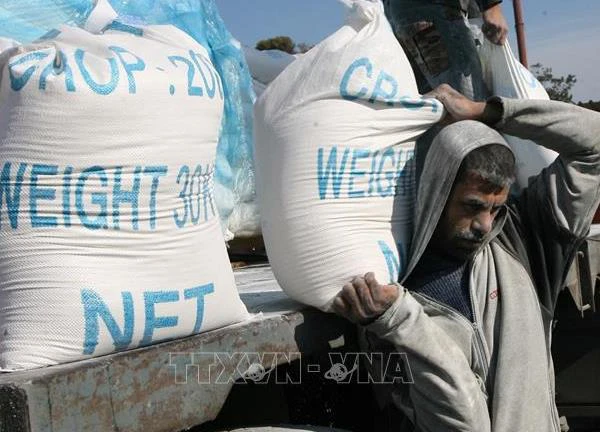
[472,212,494,237]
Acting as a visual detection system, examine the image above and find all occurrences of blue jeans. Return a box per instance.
[383,0,488,100]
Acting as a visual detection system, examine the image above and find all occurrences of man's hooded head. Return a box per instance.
[402,120,516,280]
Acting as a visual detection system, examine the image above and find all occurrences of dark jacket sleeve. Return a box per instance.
[476,0,501,11]
[458,0,501,12]
[493,98,600,315]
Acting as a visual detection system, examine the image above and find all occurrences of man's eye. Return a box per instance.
[466,203,482,212]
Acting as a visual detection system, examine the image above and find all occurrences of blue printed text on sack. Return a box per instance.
[378,240,407,282]
[0,162,216,230]
[339,57,438,111]
[81,284,215,355]
[317,146,415,199]
[7,46,223,99]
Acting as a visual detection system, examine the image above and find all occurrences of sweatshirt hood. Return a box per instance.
[401,120,513,282]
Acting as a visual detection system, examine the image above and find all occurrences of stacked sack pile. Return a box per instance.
[0,0,249,371]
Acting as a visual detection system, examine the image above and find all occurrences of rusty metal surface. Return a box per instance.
[46,365,113,431]
[0,265,353,432]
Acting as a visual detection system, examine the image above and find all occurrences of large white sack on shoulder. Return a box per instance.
[254,0,443,311]
[479,39,558,189]
[0,16,249,370]
[243,47,296,85]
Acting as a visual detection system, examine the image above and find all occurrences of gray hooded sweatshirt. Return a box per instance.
[363,97,600,431]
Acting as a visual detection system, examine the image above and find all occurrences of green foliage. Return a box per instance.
[296,42,314,53]
[255,36,314,54]
[255,36,295,54]
[530,63,577,103]
[578,100,600,112]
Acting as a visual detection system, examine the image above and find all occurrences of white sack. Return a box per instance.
[478,38,558,189]
[0,15,248,370]
[252,78,267,97]
[254,0,443,311]
[236,48,296,239]
[243,47,296,86]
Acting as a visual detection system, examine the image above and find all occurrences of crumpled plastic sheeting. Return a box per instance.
[0,0,94,42]
[0,0,259,241]
[111,0,260,241]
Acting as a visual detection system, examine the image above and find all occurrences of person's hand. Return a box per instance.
[332,273,399,325]
[425,84,486,124]
[482,3,508,45]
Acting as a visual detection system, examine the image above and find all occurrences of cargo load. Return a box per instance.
[0,2,249,370]
[254,0,443,310]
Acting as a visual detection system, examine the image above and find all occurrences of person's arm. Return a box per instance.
[334,274,492,432]
[490,96,600,313]
[428,84,600,314]
[479,2,508,45]
[492,96,600,237]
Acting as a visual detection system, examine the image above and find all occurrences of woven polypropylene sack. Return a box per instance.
[478,37,558,189]
[0,17,249,370]
[0,0,259,240]
[254,0,443,311]
[243,47,296,86]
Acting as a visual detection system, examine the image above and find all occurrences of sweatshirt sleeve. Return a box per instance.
[366,288,491,432]
[493,97,600,314]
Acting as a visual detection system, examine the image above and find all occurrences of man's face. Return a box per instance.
[431,170,510,261]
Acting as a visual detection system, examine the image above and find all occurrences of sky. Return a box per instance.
[214,0,600,102]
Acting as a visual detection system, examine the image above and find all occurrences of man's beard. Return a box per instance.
[455,229,485,243]
[449,229,486,260]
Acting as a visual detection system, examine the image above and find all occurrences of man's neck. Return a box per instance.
[425,245,469,265]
